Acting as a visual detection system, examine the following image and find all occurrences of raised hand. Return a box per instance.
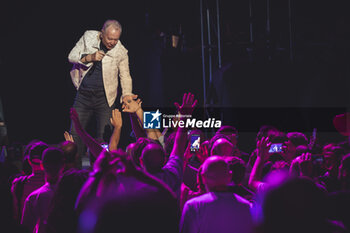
[64,131,74,142]
[174,92,198,116]
[110,109,122,128]
[198,141,210,164]
[256,137,272,162]
[297,152,313,177]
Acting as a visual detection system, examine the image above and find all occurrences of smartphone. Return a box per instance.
[311,154,324,163]
[269,143,283,153]
[190,134,201,152]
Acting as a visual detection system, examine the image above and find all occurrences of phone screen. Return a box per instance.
[190,135,201,152]
[311,154,324,163]
[269,143,283,153]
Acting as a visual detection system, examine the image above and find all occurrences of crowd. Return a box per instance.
[0,92,350,233]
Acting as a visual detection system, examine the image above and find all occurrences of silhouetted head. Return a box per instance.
[323,144,344,172]
[141,143,166,174]
[60,141,78,168]
[216,125,238,147]
[225,156,246,185]
[201,156,231,191]
[210,137,234,157]
[42,147,65,184]
[28,141,48,170]
[127,138,158,168]
[256,125,280,142]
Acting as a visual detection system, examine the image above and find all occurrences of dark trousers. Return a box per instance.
[70,89,114,167]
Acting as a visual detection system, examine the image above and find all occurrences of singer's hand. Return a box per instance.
[91,50,105,62]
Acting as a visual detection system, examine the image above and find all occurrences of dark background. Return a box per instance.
[1,0,349,151]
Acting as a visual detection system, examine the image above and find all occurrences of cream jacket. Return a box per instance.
[68,30,133,106]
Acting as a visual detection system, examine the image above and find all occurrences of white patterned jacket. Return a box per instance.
[68,30,133,106]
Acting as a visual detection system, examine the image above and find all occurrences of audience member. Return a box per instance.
[21,147,65,233]
[216,125,249,162]
[261,177,343,233]
[283,132,308,163]
[209,134,234,157]
[180,156,253,233]
[3,93,350,233]
[11,141,48,221]
[46,169,89,233]
[60,141,78,171]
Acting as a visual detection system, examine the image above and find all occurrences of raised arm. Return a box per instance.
[248,137,271,191]
[171,92,198,159]
[109,109,122,151]
[70,108,103,158]
[129,112,147,139]
[123,98,160,140]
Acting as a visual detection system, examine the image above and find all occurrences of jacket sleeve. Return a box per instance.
[118,52,134,102]
[68,31,93,68]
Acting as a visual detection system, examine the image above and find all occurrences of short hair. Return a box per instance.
[225,156,246,184]
[60,141,77,164]
[42,148,64,176]
[130,137,158,167]
[23,139,40,159]
[201,156,230,187]
[209,134,231,153]
[256,125,279,142]
[102,20,122,33]
[29,141,48,163]
[286,132,308,147]
[269,132,287,144]
[210,138,234,157]
[141,143,166,173]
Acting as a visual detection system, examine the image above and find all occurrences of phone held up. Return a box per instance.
[190,134,201,152]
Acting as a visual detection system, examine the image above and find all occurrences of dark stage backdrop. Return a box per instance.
[1,0,349,150]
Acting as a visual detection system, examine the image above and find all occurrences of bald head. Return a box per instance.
[141,143,165,174]
[201,156,231,191]
[210,138,234,157]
